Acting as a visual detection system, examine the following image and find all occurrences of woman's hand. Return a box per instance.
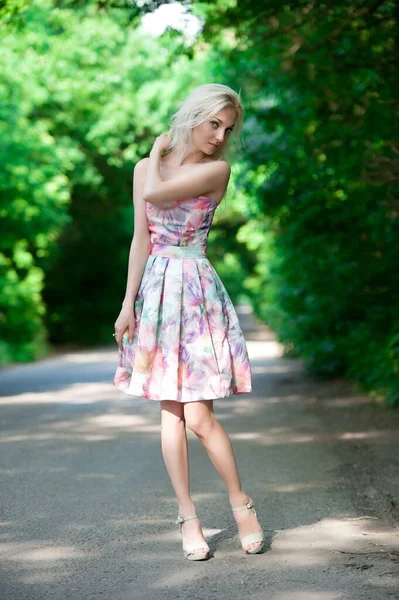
[114,306,135,351]
[150,129,172,157]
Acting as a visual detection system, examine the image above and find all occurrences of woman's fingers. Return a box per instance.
[115,330,124,351]
[128,317,135,344]
[153,131,172,153]
[114,311,135,350]
[114,323,125,351]
[114,329,134,350]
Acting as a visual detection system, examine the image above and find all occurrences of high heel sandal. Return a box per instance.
[175,514,211,561]
[231,497,265,555]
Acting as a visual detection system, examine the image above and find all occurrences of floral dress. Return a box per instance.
[113,196,252,402]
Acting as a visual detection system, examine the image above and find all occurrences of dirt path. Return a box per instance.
[0,309,398,600]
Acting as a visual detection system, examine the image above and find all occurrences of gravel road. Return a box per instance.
[1,307,398,600]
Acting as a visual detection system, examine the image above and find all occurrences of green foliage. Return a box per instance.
[1,0,208,357]
[197,0,399,406]
[2,0,398,410]
[207,165,258,303]
[0,29,73,360]
[0,0,30,29]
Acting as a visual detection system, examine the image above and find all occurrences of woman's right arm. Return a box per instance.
[114,159,151,350]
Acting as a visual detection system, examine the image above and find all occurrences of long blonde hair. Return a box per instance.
[167,83,244,164]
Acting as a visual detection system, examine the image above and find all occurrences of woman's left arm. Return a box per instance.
[143,135,230,206]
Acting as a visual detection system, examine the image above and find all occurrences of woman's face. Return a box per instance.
[191,106,237,156]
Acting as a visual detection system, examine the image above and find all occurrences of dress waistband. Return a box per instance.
[150,244,207,258]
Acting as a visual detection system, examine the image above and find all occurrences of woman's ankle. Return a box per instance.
[177,499,197,515]
[229,490,249,507]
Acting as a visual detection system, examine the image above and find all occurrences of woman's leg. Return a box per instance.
[183,400,263,551]
[160,400,208,553]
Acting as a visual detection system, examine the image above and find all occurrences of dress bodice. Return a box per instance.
[146,196,218,248]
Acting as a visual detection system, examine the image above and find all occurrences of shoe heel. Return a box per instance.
[231,498,265,554]
[176,514,210,561]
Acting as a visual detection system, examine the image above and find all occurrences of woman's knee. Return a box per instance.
[184,401,216,437]
[161,400,185,432]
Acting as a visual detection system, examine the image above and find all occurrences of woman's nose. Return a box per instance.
[216,131,225,143]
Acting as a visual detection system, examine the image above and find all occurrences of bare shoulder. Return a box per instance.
[134,157,150,176]
[202,159,230,174]
[132,158,150,194]
[202,159,231,183]
[201,160,231,202]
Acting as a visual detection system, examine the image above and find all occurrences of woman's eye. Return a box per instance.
[211,121,218,128]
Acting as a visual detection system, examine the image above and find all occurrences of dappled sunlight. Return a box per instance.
[132,524,223,546]
[0,540,95,587]
[0,381,123,406]
[139,515,399,593]
[0,383,121,405]
[275,593,341,600]
[202,526,224,537]
[0,542,87,562]
[215,397,262,412]
[64,523,104,532]
[74,473,117,479]
[88,412,159,432]
[107,517,171,527]
[0,314,396,599]
[51,410,160,436]
[322,396,370,408]
[229,427,398,445]
[0,349,117,373]
[228,432,260,441]
[162,491,222,505]
[269,516,399,566]
[1,502,397,596]
[256,394,317,405]
[247,340,285,359]
[0,432,114,443]
[269,481,342,492]
[338,430,393,440]
[2,432,74,443]
[0,467,68,476]
[251,365,300,374]
[21,571,68,585]
[151,563,214,588]
[60,349,119,364]
[0,401,161,444]
[361,575,399,593]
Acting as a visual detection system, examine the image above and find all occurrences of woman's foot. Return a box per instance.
[176,504,210,559]
[230,493,264,553]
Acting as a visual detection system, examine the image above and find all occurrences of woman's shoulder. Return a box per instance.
[201,158,230,171]
[134,157,150,172]
[135,156,230,179]
[202,159,231,182]
[196,159,231,186]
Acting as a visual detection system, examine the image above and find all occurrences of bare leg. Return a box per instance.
[184,400,263,551]
[160,400,209,554]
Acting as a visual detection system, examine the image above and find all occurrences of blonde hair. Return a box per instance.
[167,83,244,164]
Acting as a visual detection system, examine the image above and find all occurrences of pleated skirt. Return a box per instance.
[113,244,252,402]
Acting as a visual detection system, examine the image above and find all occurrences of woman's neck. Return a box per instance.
[163,148,207,167]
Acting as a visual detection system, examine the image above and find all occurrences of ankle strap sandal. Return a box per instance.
[175,514,211,561]
[231,499,265,554]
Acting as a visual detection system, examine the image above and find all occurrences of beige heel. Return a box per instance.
[231,498,265,554]
[175,514,210,561]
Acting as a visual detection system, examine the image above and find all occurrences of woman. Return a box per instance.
[113,83,264,561]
